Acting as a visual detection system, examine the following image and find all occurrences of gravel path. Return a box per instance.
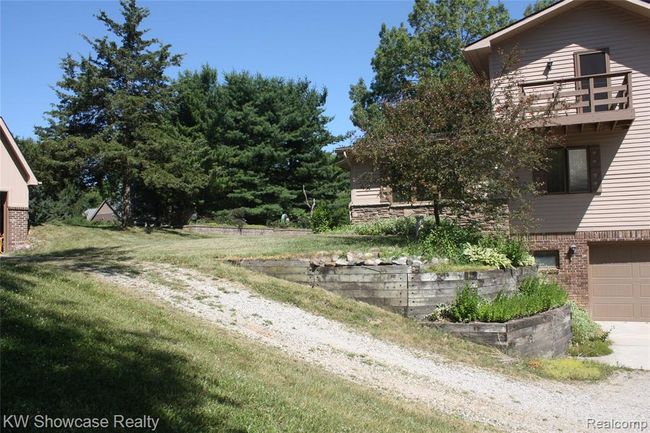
[94,263,650,433]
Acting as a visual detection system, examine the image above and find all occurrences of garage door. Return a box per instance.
[589,243,650,321]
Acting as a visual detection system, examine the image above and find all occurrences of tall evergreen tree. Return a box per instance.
[170,68,348,224]
[37,0,205,226]
[350,0,511,129]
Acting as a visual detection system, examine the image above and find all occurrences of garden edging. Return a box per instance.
[421,304,572,358]
[232,259,536,318]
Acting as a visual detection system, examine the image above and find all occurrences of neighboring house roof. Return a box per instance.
[0,116,38,186]
[87,200,118,221]
[463,0,650,74]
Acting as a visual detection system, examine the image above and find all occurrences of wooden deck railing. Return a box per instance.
[519,71,633,122]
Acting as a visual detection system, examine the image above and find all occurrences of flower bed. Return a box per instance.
[422,305,572,358]
[423,278,571,358]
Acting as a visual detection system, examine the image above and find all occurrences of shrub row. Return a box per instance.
[349,217,533,268]
[444,277,568,323]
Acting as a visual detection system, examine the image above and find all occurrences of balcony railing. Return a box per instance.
[519,70,635,129]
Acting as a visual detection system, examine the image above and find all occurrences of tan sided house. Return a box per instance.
[342,0,650,321]
[0,117,38,253]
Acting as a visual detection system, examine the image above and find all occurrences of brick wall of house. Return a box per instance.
[526,230,650,308]
[7,207,29,251]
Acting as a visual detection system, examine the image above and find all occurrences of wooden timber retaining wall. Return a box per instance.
[232,259,537,318]
[422,305,572,358]
[184,225,310,236]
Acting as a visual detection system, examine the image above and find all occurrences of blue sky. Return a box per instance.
[0,0,530,149]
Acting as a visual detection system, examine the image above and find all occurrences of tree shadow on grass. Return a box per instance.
[0,263,246,433]
[5,246,140,277]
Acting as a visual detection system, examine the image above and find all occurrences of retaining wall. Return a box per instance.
[233,259,537,318]
[184,225,310,236]
[422,305,572,358]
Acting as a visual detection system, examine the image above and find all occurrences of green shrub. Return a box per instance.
[568,339,613,357]
[445,277,568,323]
[568,302,612,357]
[352,217,418,237]
[448,285,481,322]
[419,220,482,261]
[480,235,534,267]
[311,203,332,233]
[569,302,605,344]
[462,243,512,269]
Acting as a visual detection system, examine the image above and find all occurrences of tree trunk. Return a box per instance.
[433,197,441,225]
[121,178,132,227]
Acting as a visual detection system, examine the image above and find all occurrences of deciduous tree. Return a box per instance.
[350,0,511,129]
[352,69,562,226]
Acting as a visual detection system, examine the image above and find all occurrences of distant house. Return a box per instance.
[0,117,38,253]
[84,200,118,223]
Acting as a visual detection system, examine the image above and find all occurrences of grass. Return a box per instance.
[568,339,614,357]
[1,260,493,433]
[526,359,615,381]
[15,224,615,381]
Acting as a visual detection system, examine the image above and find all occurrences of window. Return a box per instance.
[545,148,590,194]
[534,251,559,269]
[389,186,434,203]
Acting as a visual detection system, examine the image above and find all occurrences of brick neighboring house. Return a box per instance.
[341,0,650,321]
[0,117,38,253]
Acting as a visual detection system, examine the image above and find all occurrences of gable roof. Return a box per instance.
[0,117,38,186]
[88,200,118,221]
[463,0,650,74]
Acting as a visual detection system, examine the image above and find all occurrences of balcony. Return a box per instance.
[519,70,635,131]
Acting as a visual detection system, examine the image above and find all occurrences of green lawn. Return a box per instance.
[2,260,493,433]
[7,223,614,392]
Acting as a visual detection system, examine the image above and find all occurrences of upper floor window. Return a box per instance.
[546,148,590,194]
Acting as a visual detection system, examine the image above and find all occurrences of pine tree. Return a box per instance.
[37,0,205,226]
[170,68,348,225]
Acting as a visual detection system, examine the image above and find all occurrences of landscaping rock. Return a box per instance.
[392,256,408,266]
[362,258,382,266]
[335,258,350,266]
[346,251,364,265]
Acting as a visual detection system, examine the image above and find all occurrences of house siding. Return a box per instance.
[0,132,30,208]
[490,1,650,233]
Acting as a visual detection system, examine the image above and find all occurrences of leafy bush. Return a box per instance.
[448,285,481,322]
[349,217,534,268]
[445,277,568,323]
[311,203,332,233]
[568,302,612,357]
[352,217,419,237]
[419,220,482,261]
[569,302,605,343]
[29,184,105,226]
[479,235,534,267]
[462,243,512,269]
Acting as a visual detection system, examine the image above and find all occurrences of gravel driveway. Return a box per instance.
[94,263,650,433]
